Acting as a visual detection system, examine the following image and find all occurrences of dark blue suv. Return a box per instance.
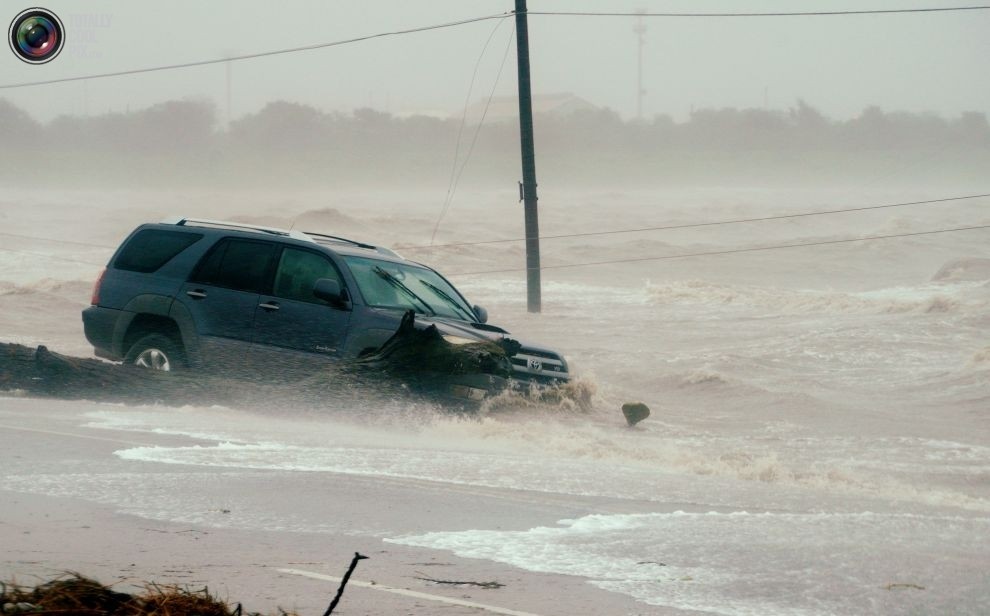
[82,218,569,396]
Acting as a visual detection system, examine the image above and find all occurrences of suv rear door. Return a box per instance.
[251,245,352,361]
[176,237,277,369]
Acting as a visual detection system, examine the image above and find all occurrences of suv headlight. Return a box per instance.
[442,334,478,346]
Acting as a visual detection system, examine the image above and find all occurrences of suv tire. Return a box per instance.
[125,333,185,372]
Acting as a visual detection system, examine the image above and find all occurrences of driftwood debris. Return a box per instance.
[412,575,505,589]
[322,553,368,616]
[0,312,514,409]
[355,310,514,382]
[0,343,213,405]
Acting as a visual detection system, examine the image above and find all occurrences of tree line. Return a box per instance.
[2,98,987,188]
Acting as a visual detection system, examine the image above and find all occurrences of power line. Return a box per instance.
[0,232,116,250]
[526,6,990,18]
[401,193,990,251]
[3,5,975,91]
[431,22,516,244]
[3,222,985,276]
[0,193,985,265]
[432,18,510,244]
[0,13,511,90]
[448,224,990,276]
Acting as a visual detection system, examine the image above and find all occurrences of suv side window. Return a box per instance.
[190,238,276,293]
[273,247,342,304]
[114,229,203,273]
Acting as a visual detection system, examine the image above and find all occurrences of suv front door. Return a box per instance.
[251,246,352,367]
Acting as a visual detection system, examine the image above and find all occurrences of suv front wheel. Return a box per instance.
[125,333,185,372]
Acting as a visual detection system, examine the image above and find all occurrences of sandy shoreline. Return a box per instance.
[0,397,670,616]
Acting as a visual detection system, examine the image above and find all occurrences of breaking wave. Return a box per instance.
[677,369,731,387]
[970,347,990,368]
[932,257,990,282]
[646,279,978,315]
[0,278,91,297]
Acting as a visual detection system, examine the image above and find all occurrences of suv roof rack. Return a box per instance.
[303,231,402,258]
[162,217,315,243]
[160,216,402,258]
[303,231,376,250]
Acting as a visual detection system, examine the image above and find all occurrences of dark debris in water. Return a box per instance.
[622,402,651,426]
[0,312,515,411]
[884,583,926,591]
[412,574,505,590]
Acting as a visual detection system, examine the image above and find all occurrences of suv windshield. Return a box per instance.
[343,255,476,321]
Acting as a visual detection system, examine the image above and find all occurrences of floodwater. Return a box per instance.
[1,187,988,614]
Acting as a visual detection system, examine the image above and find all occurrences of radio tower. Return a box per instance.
[633,10,647,120]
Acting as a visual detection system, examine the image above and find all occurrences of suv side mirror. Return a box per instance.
[313,278,346,306]
[473,305,488,324]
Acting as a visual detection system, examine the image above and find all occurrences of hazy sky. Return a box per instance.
[2,0,988,123]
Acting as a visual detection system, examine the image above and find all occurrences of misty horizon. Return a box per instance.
[3,94,987,191]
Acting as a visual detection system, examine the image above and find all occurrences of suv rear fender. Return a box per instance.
[114,295,199,366]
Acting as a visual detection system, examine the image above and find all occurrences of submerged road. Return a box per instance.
[0,397,670,616]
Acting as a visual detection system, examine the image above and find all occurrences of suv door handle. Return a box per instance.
[259,301,280,311]
[186,289,207,299]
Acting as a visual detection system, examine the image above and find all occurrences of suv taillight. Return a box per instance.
[90,268,106,305]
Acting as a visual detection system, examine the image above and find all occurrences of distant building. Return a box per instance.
[393,109,451,120]
[460,92,600,123]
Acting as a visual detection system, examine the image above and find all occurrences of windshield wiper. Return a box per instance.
[420,280,476,322]
[374,266,436,316]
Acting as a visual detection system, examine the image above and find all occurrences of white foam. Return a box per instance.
[83,404,990,514]
[389,511,990,615]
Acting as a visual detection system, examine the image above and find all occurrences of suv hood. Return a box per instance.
[417,315,568,374]
[418,315,508,342]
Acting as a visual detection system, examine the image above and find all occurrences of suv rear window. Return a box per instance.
[114,229,203,273]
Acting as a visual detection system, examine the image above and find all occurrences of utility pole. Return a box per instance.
[221,49,236,127]
[514,0,541,313]
[225,59,232,127]
[634,10,647,120]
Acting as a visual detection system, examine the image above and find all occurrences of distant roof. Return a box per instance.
[460,92,600,123]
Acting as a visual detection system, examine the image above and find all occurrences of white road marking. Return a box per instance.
[278,567,545,616]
